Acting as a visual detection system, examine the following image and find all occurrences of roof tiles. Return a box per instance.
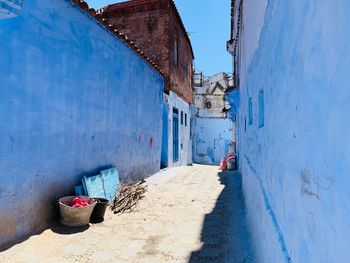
[68,0,166,78]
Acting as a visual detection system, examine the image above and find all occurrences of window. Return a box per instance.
[185,113,187,127]
[204,100,212,109]
[181,111,183,125]
[248,98,253,125]
[258,90,264,128]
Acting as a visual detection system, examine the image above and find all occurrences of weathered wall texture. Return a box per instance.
[102,0,194,104]
[230,0,350,262]
[0,0,163,248]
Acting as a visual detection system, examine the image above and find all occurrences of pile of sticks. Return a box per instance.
[111,181,147,214]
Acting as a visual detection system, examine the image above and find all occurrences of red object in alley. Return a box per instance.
[219,158,227,170]
[226,154,235,162]
[71,197,90,208]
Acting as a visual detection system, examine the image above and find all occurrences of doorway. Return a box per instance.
[161,103,169,169]
[173,107,179,163]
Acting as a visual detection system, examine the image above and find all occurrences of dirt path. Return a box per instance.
[0,164,254,263]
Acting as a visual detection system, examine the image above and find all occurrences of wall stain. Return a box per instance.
[10,136,15,148]
[300,169,320,200]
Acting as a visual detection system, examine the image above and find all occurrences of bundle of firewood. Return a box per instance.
[111,181,147,214]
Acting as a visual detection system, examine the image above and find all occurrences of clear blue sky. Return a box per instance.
[87,0,232,76]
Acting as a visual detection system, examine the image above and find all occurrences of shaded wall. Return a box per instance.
[0,0,163,247]
[231,0,350,262]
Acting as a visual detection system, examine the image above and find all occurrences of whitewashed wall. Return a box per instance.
[166,91,191,167]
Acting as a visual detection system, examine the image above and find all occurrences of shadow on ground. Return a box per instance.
[50,221,90,235]
[188,170,255,263]
[0,220,91,252]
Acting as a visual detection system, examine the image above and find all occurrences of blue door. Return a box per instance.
[173,107,179,162]
[161,103,169,168]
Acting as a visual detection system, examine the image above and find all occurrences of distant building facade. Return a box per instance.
[101,0,194,168]
[191,71,235,165]
[193,71,232,118]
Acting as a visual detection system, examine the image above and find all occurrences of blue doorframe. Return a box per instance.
[173,107,179,162]
[161,102,169,168]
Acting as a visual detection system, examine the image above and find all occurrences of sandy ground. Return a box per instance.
[0,164,254,263]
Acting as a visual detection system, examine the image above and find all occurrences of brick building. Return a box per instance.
[100,0,194,104]
[101,0,194,168]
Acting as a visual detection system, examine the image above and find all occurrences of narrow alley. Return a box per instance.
[3,0,350,261]
[0,165,254,263]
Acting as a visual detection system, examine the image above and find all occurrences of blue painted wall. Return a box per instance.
[230,0,350,262]
[226,88,239,165]
[0,0,163,247]
[226,88,239,122]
